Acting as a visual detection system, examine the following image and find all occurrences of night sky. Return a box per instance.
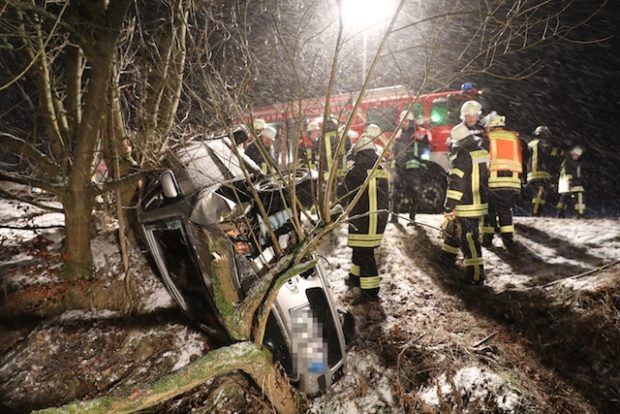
[467,0,619,215]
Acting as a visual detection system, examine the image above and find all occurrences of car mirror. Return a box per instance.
[160,170,181,199]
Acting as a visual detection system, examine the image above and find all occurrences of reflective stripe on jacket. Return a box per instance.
[444,139,489,218]
[527,138,561,182]
[339,165,389,248]
[488,129,522,190]
[558,158,584,194]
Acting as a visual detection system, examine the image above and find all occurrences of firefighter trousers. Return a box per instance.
[481,189,518,248]
[441,217,485,284]
[348,247,380,297]
[527,180,551,217]
[557,191,585,218]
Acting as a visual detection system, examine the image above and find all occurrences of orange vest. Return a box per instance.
[488,129,522,190]
[488,129,522,172]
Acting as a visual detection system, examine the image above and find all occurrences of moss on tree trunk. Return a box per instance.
[33,342,300,414]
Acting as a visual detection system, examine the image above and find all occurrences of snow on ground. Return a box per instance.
[311,213,620,413]
[1,191,619,412]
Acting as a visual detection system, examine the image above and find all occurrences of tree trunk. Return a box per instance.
[62,189,94,280]
[33,342,299,414]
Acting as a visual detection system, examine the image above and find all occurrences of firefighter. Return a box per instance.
[316,118,349,180]
[480,113,524,249]
[337,136,389,302]
[299,122,320,169]
[437,100,489,285]
[557,145,586,218]
[390,110,430,223]
[245,126,276,174]
[253,118,266,136]
[356,124,382,164]
[526,126,562,216]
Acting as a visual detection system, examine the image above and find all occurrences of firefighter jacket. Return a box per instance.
[448,122,486,156]
[392,127,430,170]
[245,141,275,174]
[337,150,389,248]
[558,157,584,194]
[487,128,523,191]
[527,138,561,182]
[391,126,415,170]
[297,137,316,169]
[444,134,489,218]
[317,131,349,177]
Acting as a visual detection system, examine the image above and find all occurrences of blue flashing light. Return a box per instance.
[461,82,475,91]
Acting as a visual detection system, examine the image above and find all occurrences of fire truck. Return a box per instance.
[247,84,483,212]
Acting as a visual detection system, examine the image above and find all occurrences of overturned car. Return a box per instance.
[135,130,351,395]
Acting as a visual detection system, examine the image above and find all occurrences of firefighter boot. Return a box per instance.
[390,214,399,224]
[501,233,514,250]
[344,273,360,288]
[406,211,416,226]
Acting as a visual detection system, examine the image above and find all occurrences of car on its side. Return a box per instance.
[135,129,352,395]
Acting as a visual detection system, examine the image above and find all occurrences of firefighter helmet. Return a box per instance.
[352,136,376,155]
[307,122,320,133]
[533,125,550,138]
[365,123,382,138]
[570,145,584,157]
[261,126,277,140]
[325,118,338,132]
[347,129,359,140]
[399,110,415,122]
[460,100,482,119]
[253,118,266,131]
[483,112,505,128]
[461,82,475,91]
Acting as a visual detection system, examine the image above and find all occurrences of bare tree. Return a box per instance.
[2,0,607,412]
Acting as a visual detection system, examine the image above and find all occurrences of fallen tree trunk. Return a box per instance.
[33,342,299,414]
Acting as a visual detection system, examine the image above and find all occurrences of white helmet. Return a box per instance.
[307,121,320,133]
[460,100,482,119]
[533,125,550,137]
[399,110,415,122]
[483,111,505,128]
[570,145,584,157]
[351,136,376,155]
[365,123,382,138]
[347,129,360,140]
[253,118,266,131]
[261,126,277,140]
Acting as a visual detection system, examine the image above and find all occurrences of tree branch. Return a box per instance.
[0,132,61,178]
[32,342,298,414]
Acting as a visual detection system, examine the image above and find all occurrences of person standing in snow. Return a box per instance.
[556,145,586,218]
[525,126,562,216]
[337,137,389,302]
[479,113,525,249]
[389,110,430,224]
[318,118,349,181]
[437,100,489,285]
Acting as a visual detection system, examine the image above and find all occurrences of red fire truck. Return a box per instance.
[247,84,482,212]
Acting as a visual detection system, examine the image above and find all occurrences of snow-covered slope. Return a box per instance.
[1,194,619,413]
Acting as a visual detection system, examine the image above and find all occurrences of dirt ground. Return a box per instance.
[1,202,619,413]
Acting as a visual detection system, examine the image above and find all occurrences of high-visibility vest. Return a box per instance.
[488,129,522,189]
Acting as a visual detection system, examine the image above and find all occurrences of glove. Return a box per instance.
[444,210,457,221]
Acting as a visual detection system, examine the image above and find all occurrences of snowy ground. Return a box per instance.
[1,193,619,413]
[310,214,620,413]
